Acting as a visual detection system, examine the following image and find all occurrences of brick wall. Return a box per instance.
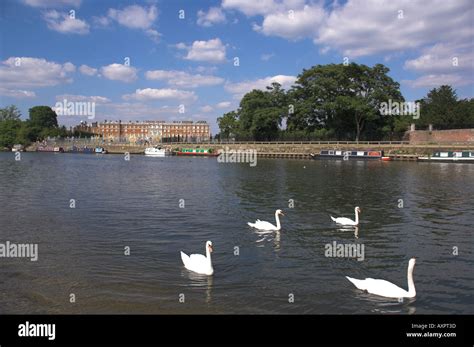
[408,129,474,144]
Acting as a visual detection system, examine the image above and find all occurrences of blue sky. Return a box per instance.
[0,0,472,134]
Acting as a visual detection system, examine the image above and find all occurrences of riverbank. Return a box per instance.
[25,141,474,157]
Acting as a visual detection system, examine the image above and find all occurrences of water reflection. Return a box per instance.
[337,226,359,238]
[181,269,213,304]
[251,228,281,250]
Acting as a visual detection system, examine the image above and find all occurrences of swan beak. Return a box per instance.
[280,212,285,216]
[209,245,213,253]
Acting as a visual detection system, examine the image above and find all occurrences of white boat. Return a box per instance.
[144,146,167,157]
[11,144,24,152]
[95,147,107,154]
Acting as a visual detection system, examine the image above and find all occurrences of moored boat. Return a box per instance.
[310,149,383,160]
[418,151,474,162]
[11,144,24,152]
[37,146,64,153]
[144,146,167,157]
[69,146,94,154]
[176,148,218,156]
[95,147,108,154]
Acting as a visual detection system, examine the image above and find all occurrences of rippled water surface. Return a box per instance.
[0,152,472,314]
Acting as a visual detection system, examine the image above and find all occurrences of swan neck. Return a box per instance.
[275,212,281,230]
[354,209,359,224]
[407,263,416,295]
[206,246,212,261]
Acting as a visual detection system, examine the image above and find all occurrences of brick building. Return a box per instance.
[76,120,211,142]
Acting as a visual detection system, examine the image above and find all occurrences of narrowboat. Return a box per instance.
[310,150,383,160]
[37,146,64,153]
[418,151,474,162]
[69,146,95,154]
[176,148,218,156]
[144,146,167,157]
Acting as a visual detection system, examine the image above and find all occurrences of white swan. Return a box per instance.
[346,258,417,298]
[247,209,284,231]
[180,241,214,275]
[331,206,361,226]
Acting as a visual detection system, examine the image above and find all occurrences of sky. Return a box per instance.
[0,0,473,134]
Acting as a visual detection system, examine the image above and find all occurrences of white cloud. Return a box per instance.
[103,5,160,42]
[222,0,321,40]
[404,42,473,74]
[22,0,81,8]
[222,0,279,16]
[253,4,324,41]
[43,10,90,34]
[93,16,110,27]
[177,38,227,63]
[225,74,296,99]
[403,74,472,88]
[101,63,137,83]
[79,64,98,76]
[0,87,36,99]
[216,101,232,108]
[316,0,473,57]
[224,0,473,61]
[0,57,75,88]
[145,69,224,88]
[55,94,111,103]
[403,42,474,89]
[197,7,226,27]
[200,105,214,112]
[145,29,161,43]
[175,42,187,50]
[261,53,274,61]
[108,5,157,29]
[123,88,197,102]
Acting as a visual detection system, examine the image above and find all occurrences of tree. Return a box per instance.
[216,62,471,141]
[416,86,474,129]
[29,106,58,129]
[0,105,22,121]
[289,63,404,141]
[217,111,238,139]
[236,83,287,140]
[0,119,22,148]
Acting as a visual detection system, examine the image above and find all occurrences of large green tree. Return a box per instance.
[29,106,58,129]
[235,82,287,140]
[217,111,238,139]
[217,62,472,141]
[289,63,404,141]
[416,85,474,129]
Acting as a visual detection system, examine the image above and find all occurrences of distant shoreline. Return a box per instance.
[3,141,474,159]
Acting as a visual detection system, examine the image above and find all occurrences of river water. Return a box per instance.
[0,152,472,314]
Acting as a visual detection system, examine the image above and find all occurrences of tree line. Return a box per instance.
[217,63,474,141]
[0,106,91,149]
